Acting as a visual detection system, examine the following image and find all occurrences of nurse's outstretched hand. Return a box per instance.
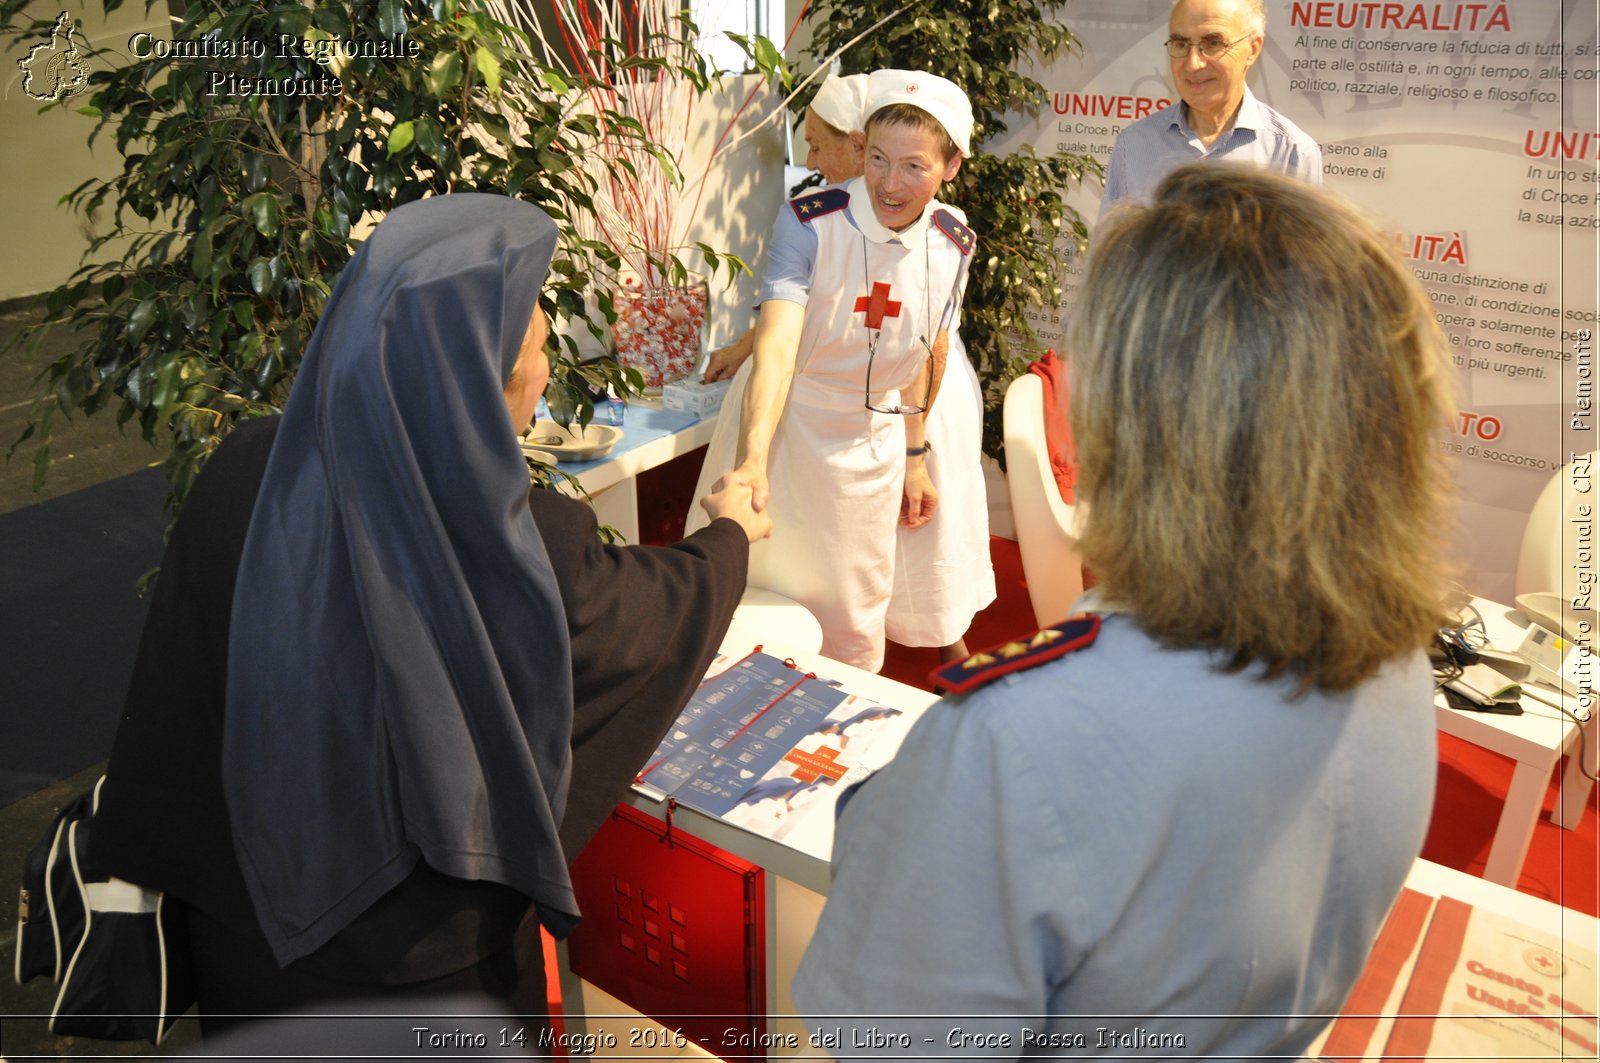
[702,477,773,542]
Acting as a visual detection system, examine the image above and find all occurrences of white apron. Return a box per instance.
[692,182,970,671]
[884,330,996,647]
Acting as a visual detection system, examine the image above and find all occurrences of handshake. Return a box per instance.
[701,467,773,543]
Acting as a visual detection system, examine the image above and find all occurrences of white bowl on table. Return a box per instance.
[519,421,623,463]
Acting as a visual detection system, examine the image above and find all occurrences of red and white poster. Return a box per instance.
[993,1,1598,600]
[1309,890,1598,1061]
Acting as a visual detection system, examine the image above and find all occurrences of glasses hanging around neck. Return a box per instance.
[860,230,934,416]
[865,334,934,415]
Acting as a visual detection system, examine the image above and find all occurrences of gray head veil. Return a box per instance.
[224,194,577,965]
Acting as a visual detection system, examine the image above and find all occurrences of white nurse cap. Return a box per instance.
[864,69,974,157]
[809,72,870,135]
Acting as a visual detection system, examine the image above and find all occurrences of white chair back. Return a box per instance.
[1515,452,1595,599]
[1002,373,1084,628]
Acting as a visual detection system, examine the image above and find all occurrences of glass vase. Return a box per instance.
[611,274,708,391]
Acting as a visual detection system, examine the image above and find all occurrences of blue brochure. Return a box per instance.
[636,652,848,815]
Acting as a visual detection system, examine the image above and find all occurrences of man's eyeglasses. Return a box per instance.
[1165,33,1253,59]
[865,335,934,415]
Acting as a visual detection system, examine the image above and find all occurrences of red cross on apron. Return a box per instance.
[854,281,902,329]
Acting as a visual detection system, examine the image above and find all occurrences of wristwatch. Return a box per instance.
[906,441,932,457]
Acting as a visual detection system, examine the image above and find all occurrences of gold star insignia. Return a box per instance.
[798,202,813,214]
[998,642,1029,659]
[962,652,997,669]
[1030,629,1063,648]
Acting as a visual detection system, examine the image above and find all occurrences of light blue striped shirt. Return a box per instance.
[1100,87,1322,217]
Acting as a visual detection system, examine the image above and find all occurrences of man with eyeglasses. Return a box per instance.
[1100,0,1321,215]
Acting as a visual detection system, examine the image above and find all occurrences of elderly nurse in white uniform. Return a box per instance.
[691,72,985,672]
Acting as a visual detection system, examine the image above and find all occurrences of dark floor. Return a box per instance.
[0,300,199,1057]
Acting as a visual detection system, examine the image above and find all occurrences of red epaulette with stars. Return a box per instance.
[931,614,1101,694]
[931,209,976,256]
[790,186,850,224]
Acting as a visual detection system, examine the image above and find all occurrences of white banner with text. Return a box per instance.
[993,1,1597,601]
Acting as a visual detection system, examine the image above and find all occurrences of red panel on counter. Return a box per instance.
[566,804,766,1054]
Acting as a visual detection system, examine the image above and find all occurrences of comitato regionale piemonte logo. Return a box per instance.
[18,12,90,102]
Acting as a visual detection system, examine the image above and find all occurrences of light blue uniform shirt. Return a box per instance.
[793,613,1435,1058]
[760,194,820,307]
[1101,87,1323,217]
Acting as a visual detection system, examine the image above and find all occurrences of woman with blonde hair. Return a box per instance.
[1072,163,1453,689]
[794,164,1455,1057]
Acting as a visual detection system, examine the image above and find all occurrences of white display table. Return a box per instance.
[555,600,1598,1059]
[545,398,718,543]
[1437,597,1596,885]
[556,631,936,1059]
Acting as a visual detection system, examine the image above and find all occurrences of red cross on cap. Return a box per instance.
[905,82,919,93]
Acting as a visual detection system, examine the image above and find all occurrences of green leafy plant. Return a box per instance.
[800,0,1100,463]
[487,0,793,390]
[497,0,745,290]
[0,0,757,510]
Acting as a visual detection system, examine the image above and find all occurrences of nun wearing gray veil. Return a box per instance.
[92,194,766,1030]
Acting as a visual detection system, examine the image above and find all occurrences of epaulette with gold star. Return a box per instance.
[931,209,976,256]
[931,614,1101,695]
[789,187,850,224]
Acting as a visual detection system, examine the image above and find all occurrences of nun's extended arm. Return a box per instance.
[527,489,750,857]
